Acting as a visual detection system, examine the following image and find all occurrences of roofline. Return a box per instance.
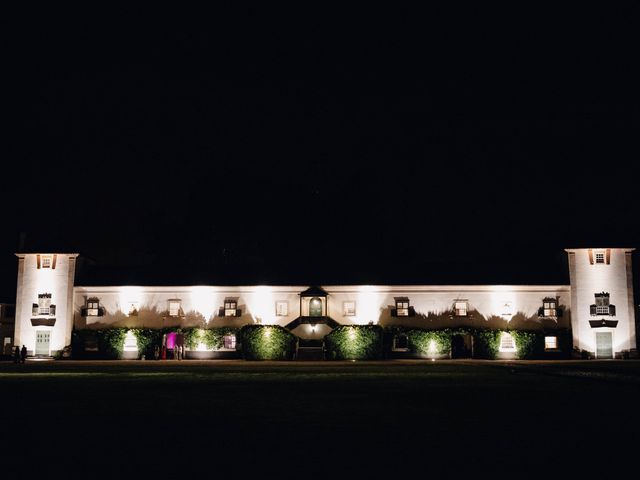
[15,253,80,258]
[74,284,571,294]
[564,248,635,253]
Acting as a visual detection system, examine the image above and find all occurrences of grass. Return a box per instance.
[2,360,639,478]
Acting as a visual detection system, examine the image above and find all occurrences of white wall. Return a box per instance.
[14,254,78,355]
[73,284,571,335]
[567,248,636,354]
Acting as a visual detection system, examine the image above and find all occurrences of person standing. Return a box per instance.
[13,346,20,364]
[20,345,27,363]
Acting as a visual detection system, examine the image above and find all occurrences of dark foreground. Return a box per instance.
[1,360,639,478]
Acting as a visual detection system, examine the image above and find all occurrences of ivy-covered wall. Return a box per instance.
[238,325,297,360]
[72,327,239,359]
[385,327,572,360]
[324,325,384,360]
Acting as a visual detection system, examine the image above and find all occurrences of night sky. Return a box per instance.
[1,6,639,302]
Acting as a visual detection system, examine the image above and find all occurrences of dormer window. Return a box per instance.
[454,300,468,316]
[224,299,238,317]
[395,297,410,317]
[168,300,181,317]
[591,292,616,316]
[538,297,561,318]
[87,299,100,316]
[595,251,605,264]
[42,256,52,268]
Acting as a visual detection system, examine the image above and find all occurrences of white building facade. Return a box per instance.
[12,248,637,359]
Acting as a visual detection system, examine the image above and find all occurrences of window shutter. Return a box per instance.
[609,304,616,316]
[50,305,56,316]
[52,254,57,269]
[391,308,397,317]
[409,306,416,317]
[590,305,597,316]
[605,249,611,264]
[556,307,563,317]
[588,249,594,265]
[98,307,105,317]
[537,307,544,317]
[32,303,38,316]
[81,307,88,317]
[218,308,224,317]
[37,255,41,269]
[236,309,242,317]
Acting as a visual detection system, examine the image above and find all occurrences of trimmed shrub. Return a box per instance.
[472,329,502,359]
[324,325,384,360]
[406,329,452,357]
[98,328,128,359]
[239,325,296,360]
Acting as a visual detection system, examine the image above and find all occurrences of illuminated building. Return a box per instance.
[11,248,636,359]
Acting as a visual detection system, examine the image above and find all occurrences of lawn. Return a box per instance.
[1,360,638,478]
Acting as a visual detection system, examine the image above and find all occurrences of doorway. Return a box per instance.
[596,332,613,359]
[451,334,473,359]
[309,297,322,317]
[35,331,50,356]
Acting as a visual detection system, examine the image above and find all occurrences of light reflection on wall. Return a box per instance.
[246,286,275,325]
[35,266,57,297]
[355,285,383,325]
[490,287,516,321]
[119,287,143,315]
[191,287,216,323]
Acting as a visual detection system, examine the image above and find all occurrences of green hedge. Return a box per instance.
[324,325,384,360]
[72,327,240,359]
[385,327,572,360]
[472,329,502,359]
[405,329,452,356]
[239,325,297,360]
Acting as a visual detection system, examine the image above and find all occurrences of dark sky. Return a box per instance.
[1,6,639,302]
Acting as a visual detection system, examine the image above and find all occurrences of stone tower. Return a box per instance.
[566,248,636,358]
[14,253,78,356]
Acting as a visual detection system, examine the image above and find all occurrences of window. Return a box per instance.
[87,299,100,316]
[223,334,236,349]
[168,300,181,317]
[38,293,52,315]
[499,332,516,352]
[224,300,237,317]
[275,301,288,316]
[41,255,52,268]
[454,301,468,316]
[396,299,409,317]
[343,301,356,316]
[544,336,558,350]
[540,298,558,318]
[591,292,615,316]
[595,251,605,264]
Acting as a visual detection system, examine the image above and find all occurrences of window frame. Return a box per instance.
[168,300,181,317]
[275,301,289,317]
[544,336,558,351]
[454,300,468,317]
[224,300,238,317]
[343,301,356,317]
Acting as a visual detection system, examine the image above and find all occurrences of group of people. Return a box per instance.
[13,345,27,364]
[152,344,184,360]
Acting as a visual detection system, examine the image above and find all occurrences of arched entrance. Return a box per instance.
[309,297,322,317]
